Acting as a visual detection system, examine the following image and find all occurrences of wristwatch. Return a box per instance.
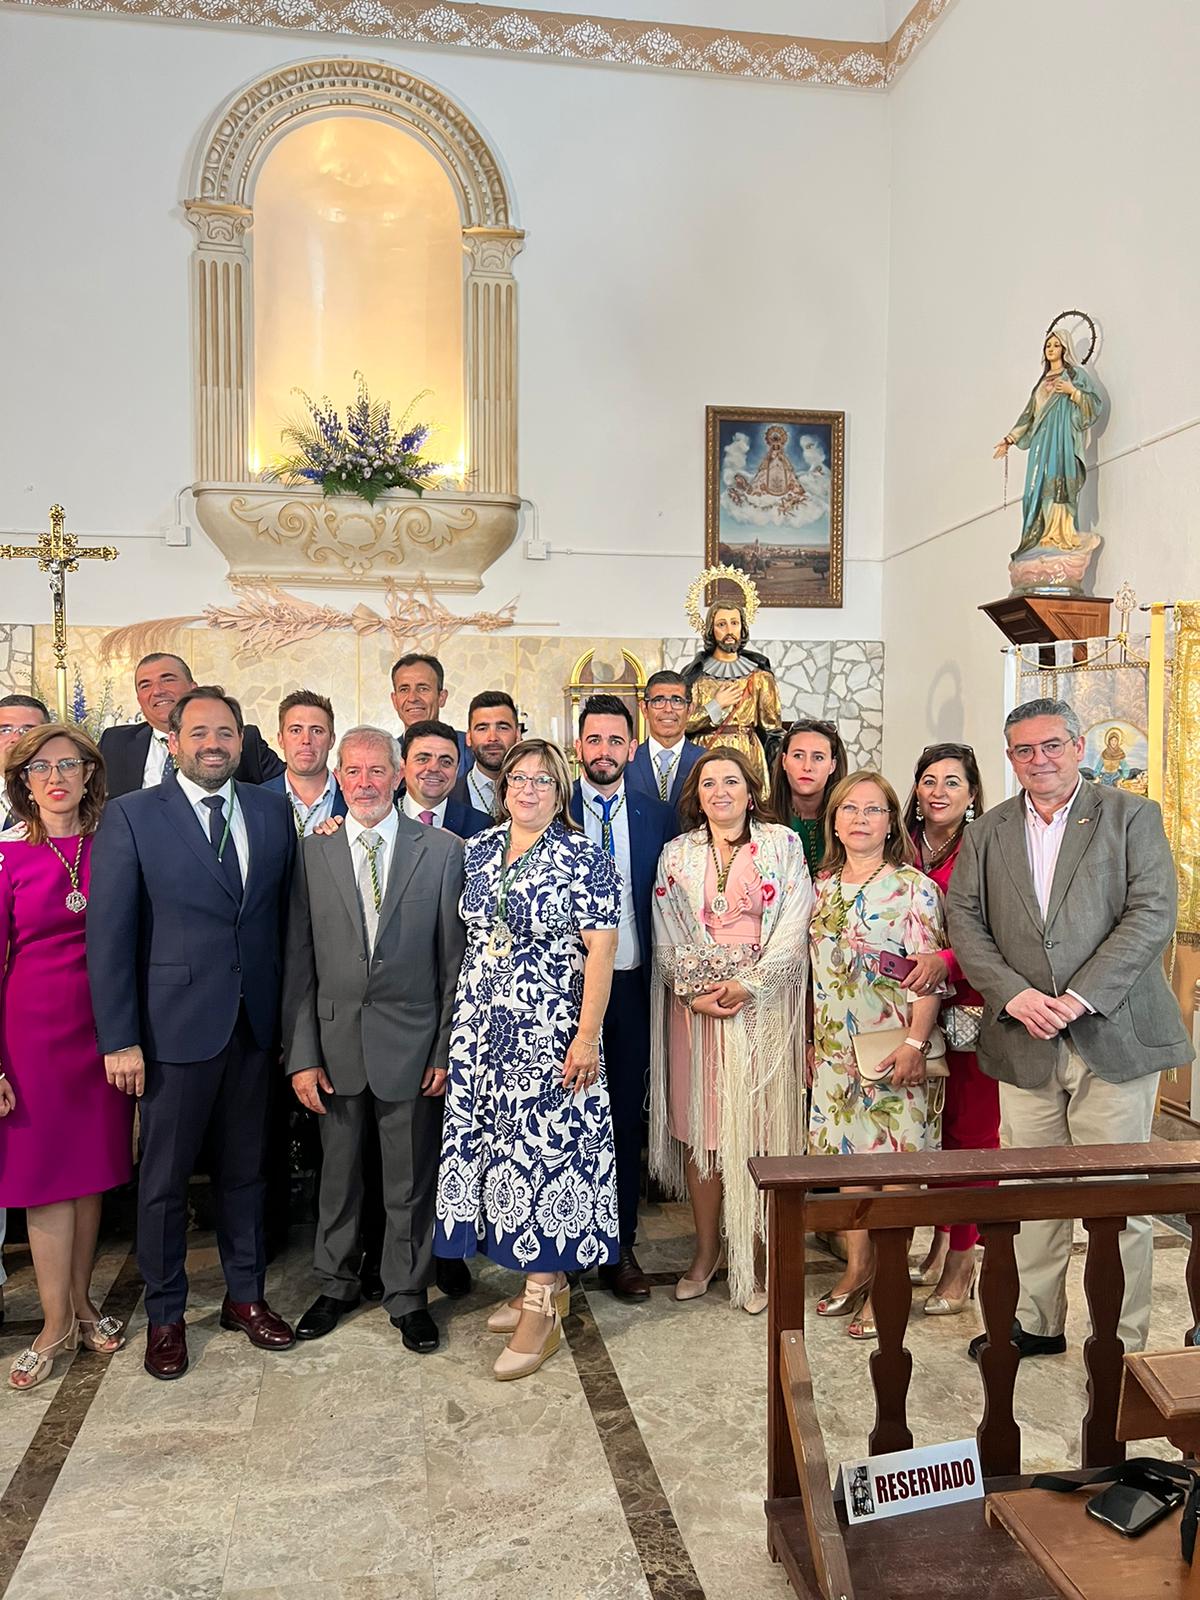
[904,1037,932,1057]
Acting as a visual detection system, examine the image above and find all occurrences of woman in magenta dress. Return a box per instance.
[0,723,133,1389]
[902,743,999,1314]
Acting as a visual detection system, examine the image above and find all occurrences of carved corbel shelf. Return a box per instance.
[192,482,520,592]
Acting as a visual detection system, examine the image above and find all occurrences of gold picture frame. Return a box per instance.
[705,405,845,608]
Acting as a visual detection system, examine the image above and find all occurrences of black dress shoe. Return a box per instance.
[391,1308,439,1353]
[435,1258,472,1299]
[358,1257,384,1302]
[968,1320,1067,1362]
[296,1294,360,1341]
[597,1246,652,1301]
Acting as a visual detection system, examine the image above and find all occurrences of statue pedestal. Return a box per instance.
[980,594,1112,666]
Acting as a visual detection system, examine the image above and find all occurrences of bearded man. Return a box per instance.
[682,583,782,792]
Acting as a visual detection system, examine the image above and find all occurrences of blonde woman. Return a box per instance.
[650,746,812,1313]
[434,740,620,1381]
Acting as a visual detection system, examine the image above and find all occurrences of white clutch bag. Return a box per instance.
[852,1024,948,1082]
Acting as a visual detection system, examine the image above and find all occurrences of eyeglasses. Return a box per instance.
[24,758,90,779]
[837,802,888,820]
[1008,740,1067,763]
[0,724,43,738]
[920,743,975,757]
[506,773,556,791]
[645,695,689,709]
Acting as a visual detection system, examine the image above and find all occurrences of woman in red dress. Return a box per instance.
[0,724,134,1389]
[902,743,999,1314]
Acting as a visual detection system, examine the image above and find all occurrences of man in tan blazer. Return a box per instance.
[947,697,1191,1360]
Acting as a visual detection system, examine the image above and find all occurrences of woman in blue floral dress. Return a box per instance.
[435,738,620,1381]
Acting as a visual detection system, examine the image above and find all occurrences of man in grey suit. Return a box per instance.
[948,697,1192,1360]
[282,725,466,1354]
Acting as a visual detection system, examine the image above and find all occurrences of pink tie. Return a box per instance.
[418,810,434,826]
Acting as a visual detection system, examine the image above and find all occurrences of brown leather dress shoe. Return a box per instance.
[145,1320,189,1381]
[597,1247,652,1301]
[219,1296,296,1350]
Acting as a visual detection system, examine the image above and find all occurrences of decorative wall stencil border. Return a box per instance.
[8,0,955,89]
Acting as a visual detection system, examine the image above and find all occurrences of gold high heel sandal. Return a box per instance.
[493,1281,562,1381]
[78,1314,126,1353]
[9,1325,79,1391]
[848,1305,878,1341]
[923,1264,979,1317]
[486,1275,570,1334]
[816,1280,870,1318]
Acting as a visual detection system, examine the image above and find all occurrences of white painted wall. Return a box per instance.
[882,0,1200,798]
[0,11,889,642]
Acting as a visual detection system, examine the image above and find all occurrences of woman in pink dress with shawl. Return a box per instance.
[0,724,133,1389]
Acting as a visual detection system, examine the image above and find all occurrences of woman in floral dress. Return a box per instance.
[434,739,620,1381]
[808,769,947,1340]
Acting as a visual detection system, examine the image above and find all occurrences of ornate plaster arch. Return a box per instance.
[184,57,523,496]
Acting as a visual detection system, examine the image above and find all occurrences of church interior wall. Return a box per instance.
[0,10,890,657]
[881,0,1200,799]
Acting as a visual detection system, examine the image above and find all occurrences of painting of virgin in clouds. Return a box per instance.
[705,406,844,607]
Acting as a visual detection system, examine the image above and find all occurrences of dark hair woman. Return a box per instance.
[768,720,848,875]
[901,743,998,1315]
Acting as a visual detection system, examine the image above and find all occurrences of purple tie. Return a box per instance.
[418,810,434,826]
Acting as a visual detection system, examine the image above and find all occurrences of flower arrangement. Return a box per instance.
[266,374,443,506]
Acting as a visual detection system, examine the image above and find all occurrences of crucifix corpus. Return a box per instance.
[0,505,118,721]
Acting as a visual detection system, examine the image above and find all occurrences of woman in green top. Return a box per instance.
[769,720,847,875]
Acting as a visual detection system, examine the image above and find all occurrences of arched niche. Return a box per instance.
[183,59,524,592]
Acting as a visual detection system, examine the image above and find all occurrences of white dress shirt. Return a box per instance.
[1022,776,1092,1010]
[176,772,250,881]
[646,735,685,799]
[402,792,448,828]
[141,730,172,788]
[464,766,497,816]
[284,771,338,836]
[345,804,400,897]
[579,780,640,970]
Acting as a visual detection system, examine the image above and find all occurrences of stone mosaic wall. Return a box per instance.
[662,637,884,770]
[10,622,884,767]
[0,625,34,699]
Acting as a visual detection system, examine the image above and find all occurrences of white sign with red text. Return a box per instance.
[841,1437,983,1523]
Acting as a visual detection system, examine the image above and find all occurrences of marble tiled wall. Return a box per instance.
[662,636,884,770]
[14,623,884,764]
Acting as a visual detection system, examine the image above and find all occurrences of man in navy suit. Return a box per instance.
[572,694,677,1300]
[400,720,490,840]
[263,689,348,837]
[100,653,284,799]
[451,690,520,820]
[390,654,470,774]
[87,685,297,1380]
[626,670,704,814]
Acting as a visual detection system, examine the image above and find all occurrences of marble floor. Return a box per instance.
[0,1207,1191,1600]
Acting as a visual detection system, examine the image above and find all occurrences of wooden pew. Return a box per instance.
[751,1143,1200,1600]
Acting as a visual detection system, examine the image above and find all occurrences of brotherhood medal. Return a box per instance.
[709,837,743,918]
[46,834,88,914]
[487,828,539,960]
[487,922,513,960]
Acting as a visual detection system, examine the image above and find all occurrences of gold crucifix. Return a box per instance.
[0,505,118,721]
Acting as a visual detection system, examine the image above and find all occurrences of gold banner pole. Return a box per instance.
[1148,603,1167,804]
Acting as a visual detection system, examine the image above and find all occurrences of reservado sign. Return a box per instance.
[841,1438,984,1524]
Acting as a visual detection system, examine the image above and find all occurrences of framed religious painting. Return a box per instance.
[705,406,845,608]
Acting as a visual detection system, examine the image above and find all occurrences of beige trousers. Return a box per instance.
[998,1041,1158,1352]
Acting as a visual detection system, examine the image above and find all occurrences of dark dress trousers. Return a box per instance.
[100,720,285,800]
[569,782,677,1246]
[626,738,705,812]
[87,772,295,1322]
[282,816,466,1316]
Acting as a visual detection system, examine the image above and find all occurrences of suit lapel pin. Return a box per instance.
[1078,817,1092,825]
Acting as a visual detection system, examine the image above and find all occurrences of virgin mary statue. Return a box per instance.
[994,327,1103,595]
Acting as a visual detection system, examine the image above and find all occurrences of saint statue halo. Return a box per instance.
[684,563,761,636]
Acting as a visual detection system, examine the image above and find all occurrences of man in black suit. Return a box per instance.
[100,653,284,799]
[0,695,49,831]
[87,685,297,1380]
[400,720,490,840]
[571,694,677,1300]
[451,691,520,819]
